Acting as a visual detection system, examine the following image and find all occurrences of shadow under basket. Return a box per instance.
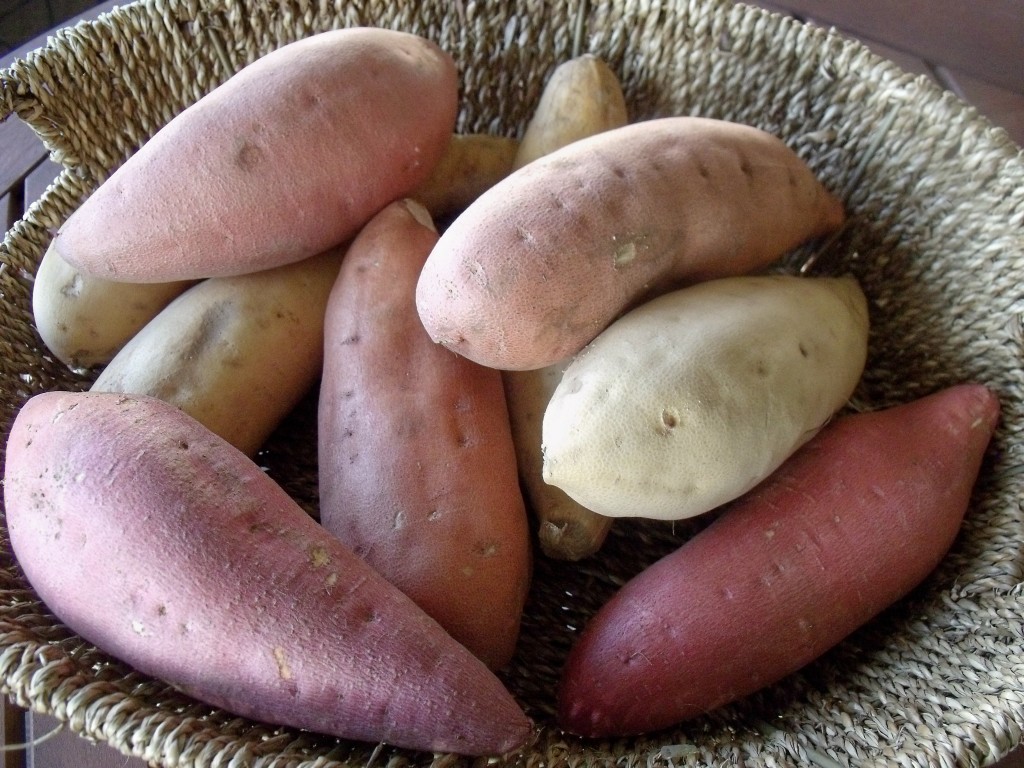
[2,0,1024,766]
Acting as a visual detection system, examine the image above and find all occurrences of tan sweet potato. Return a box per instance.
[32,247,194,369]
[511,54,629,171]
[501,53,629,560]
[318,200,531,670]
[416,116,845,370]
[53,28,458,282]
[411,133,520,219]
[90,247,345,456]
[3,390,532,756]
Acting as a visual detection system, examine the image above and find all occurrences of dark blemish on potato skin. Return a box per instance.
[235,140,263,172]
[473,541,499,558]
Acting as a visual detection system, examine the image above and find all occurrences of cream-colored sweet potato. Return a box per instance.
[416,116,845,370]
[542,274,869,520]
[4,390,532,756]
[54,28,458,282]
[32,246,194,369]
[502,53,629,560]
[318,200,531,670]
[90,247,344,456]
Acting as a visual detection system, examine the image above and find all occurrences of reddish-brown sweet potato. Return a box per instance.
[4,391,532,756]
[53,28,458,283]
[318,199,531,670]
[557,383,1000,737]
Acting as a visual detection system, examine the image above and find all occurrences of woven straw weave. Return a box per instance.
[2,0,1023,766]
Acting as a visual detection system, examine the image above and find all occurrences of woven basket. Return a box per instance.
[2,0,1023,765]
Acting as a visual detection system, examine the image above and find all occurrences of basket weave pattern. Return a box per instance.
[2,1,1024,766]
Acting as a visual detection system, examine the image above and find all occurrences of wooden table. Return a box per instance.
[1,2,1022,766]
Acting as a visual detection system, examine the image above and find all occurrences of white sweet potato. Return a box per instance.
[542,274,869,520]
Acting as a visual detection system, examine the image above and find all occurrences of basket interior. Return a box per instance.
[2,0,1024,766]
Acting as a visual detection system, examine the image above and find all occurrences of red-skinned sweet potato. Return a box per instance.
[557,383,1000,737]
[4,390,532,756]
[318,199,531,670]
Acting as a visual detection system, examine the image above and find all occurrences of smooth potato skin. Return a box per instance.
[557,384,1000,738]
[55,28,458,282]
[4,391,532,756]
[318,200,531,670]
[32,244,194,368]
[91,246,345,456]
[542,275,869,520]
[416,116,845,370]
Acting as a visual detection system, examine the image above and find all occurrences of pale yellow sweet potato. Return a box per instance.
[32,246,194,369]
[91,247,344,456]
[411,133,520,219]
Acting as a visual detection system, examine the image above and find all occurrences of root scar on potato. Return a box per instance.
[273,646,293,680]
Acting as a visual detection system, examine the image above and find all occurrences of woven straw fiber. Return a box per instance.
[1,0,1023,765]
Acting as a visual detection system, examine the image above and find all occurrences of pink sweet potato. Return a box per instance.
[4,391,532,756]
[557,383,1000,737]
[416,116,845,370]
[318,199,531,671]
[52,28,458,283]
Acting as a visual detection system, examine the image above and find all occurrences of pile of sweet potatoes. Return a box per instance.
[4,26,1001,757]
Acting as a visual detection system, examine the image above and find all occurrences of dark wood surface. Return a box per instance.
[1,1,1023,766]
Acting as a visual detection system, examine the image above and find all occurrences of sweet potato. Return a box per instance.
[318,199,531,670]
[411,133,520,219]
[32,247,194,369]
[542,274,869,520]
[502,53,628,560]
[557,383,1000,737]
[4,390,532,756]
[53,28,458,283]
[511,54,629,171]
[91,246,344,456]
[415,116,845,370]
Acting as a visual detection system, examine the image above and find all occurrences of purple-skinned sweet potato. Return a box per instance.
[3,390,532,756]
[557,383,1000,737]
